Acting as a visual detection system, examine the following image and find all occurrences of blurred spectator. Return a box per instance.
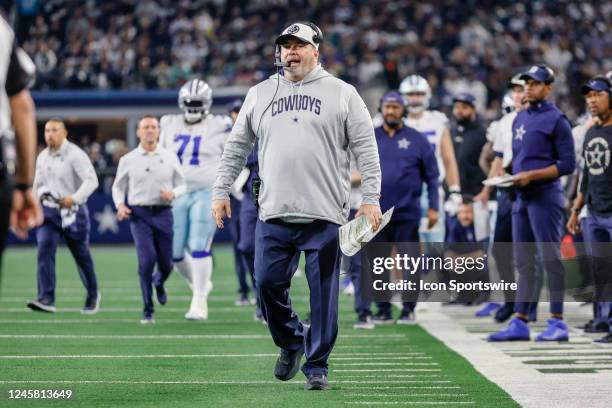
[11,0,612,119]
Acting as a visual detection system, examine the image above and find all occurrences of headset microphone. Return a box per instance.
[274,45,289,68]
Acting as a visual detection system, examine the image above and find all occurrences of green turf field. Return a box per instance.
[0,246,518,407]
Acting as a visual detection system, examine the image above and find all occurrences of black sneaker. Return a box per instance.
[155,285,167,305]
[304,373,329,390]
[274,346,304,381]
[372,311,393,325]
[585,321,609,334]
[26,298,56,313]
[353,313,375,330]
[593,333,612,344]
[494,303,514,323]
[575,320,595,330]
[396,310,416,325]
[234,293,250,306]
[140,312,155,325]
[81,291,101,315]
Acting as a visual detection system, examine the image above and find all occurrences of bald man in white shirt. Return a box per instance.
[28,118,100,314]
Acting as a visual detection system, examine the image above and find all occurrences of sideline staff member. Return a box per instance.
[28,119,100,313]
[488,65,575,342]
[212,22,382,390]
[112,116,186,324]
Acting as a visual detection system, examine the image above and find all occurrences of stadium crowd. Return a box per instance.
[12,0,612,120]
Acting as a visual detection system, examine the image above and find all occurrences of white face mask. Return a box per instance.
[404,94,429,113]
[184,110,204,123]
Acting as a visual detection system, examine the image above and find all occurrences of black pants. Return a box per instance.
[0,169,13,285]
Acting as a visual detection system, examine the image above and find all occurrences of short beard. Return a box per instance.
[384,118,402,129]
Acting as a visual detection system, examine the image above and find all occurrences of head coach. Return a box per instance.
[212,22,382,390]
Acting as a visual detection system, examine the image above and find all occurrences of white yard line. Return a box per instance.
[0,333,406,340]
[0,380,452,385]
[333,369,441,372]
[0,352,425,360]
[344,402,475,405]
[344,394,469,397]
[333,362,438,366]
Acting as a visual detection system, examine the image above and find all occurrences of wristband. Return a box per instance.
[14,183,32,192]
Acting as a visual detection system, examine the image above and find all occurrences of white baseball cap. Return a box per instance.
[275,23,321,49]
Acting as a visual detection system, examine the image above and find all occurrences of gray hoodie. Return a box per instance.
[213,65,381,225]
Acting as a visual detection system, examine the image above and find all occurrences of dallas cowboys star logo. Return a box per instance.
[292,116,299,124]
[94,204,119,234]
[586,137,610,176]
[397,138,410,149]
[514,124,526,141]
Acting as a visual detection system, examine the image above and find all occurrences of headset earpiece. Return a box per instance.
[295,21,323,45]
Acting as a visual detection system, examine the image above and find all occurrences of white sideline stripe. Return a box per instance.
[337,376,447,380]
[0,380,302,385]
[0,380,449,385]
[0,295,291,302]
[341,380,451,383]
[333,357,430,361]
[0,353,423,360]
[335,345,416,349]
[0,319,264,324]
[0,334,405,340]
[0,334,407,340]
[0,354,281,359]
[333,369,441,372]
[0,307,260,313]
[342,386,460,390]
[345,402,474,405]
[342,386,461,389]
[334,362,438,366]
[345,394,469,397]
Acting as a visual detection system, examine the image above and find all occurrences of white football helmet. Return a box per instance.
[399,74,431,113]
[508,74,525,89]
[178,79,213,123]
[501,92,515,114]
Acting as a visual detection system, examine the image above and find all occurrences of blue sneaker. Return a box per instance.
[488,317,530,342]
[535,318,569,342]
[475,302,501,317]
